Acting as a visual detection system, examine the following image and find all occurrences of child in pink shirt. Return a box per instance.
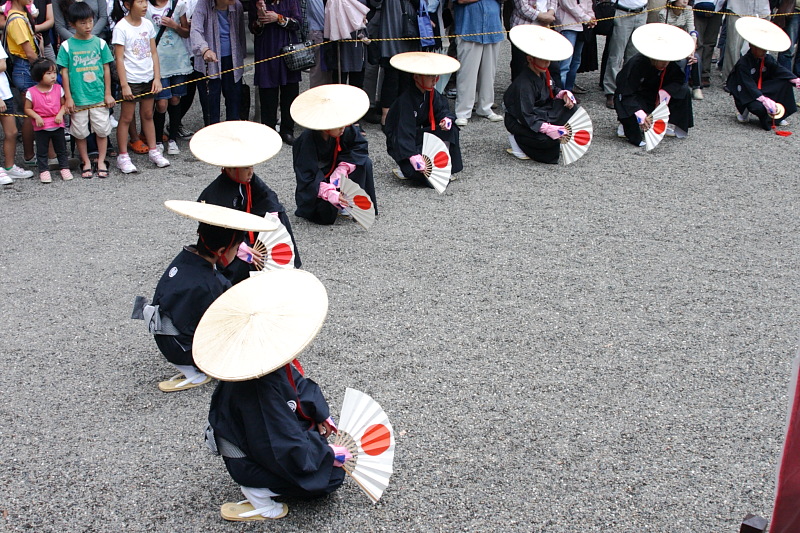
[23,58,72,183]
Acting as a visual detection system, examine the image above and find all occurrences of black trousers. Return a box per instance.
[259,83,299,135]
[733,79,797,130]
[154,334,194,367]
[35,128,68,172]
[299,159,377,225]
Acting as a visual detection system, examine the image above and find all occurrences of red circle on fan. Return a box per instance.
[353,195,372,210]
[653,120,666,135]
[361,424,391,456]
[433,151,449,168]
[574,130,591,146]
[271,243,293,265]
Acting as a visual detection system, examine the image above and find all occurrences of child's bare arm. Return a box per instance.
[114,44,133,100]
[23,98,43,127]
[150,38,162,94]
[103,63,115,108]
[61,67,76,114]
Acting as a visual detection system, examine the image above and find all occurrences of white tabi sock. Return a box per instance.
[240,486,283,518]
[507,134,527,159]
[173,364,208,384]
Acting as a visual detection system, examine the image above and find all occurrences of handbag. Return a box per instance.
[593,0,617,36]
[281,31,316,71]
[417,0,435,47]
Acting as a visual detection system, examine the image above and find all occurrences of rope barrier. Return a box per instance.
[0,4,793,118]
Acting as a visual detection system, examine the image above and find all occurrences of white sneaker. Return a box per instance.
[110,114,118,128]
[454,118,469,127]
[155,142,164,153]
[737,109,750,123]
[0,169,12,185]
[481,112,503,122]
[7,164,33,179]
[149,149,170,168]
[167,140,180,155]
[116,153,138,174]
[692,88,704,100]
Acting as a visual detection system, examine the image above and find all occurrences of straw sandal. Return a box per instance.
[157,373,212,392]
[221,500,288,521]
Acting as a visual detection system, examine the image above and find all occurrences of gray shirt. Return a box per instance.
[53,0,108,40]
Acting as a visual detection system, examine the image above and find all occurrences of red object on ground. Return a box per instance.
[771,353,800,533]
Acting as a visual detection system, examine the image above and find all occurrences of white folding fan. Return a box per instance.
[644,102,670,152]
[333,388,395,503]
[559,106,593,165]
[251,220,295,272]
[339,177,376,230]
[421,132,452,194]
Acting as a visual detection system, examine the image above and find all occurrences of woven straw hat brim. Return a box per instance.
[508,25,573,62]
[735,16,791,52]
[193,270,329,381]
[631,23,696,61]
[189,121,282,167]
[290,84,370,130]
[389,52,461,75]
[164,200,279,232]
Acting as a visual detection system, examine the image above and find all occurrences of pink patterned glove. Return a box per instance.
[318,181,341,207]
[658,89,671,104]
[325,416,338,434]
[556,90,576,104]
[635,110,648,124]
[236,242,254,263]
[792,78,800,89]
[439,117,452,130]
[757,95,777,114]
[539,122,566,140]
[329,444,352,467]
[409,154,426,171]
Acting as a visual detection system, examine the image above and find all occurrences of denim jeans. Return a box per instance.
[10,56,34,93]
[199,55,241,125]
[778,13,800,75]
[560,30,585,90]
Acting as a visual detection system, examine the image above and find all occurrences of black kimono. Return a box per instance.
[197,174,302,284]
[293,125,377,225]
[152,248,231,366]
[614,54,693,146]
[726,50,797,130]
[503,66,577,164]
[384,86,463,182]
[208,365,345,498]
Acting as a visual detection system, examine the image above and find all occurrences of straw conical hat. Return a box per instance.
[290,84,370,130]
[389,52,461,75]
[165,200,279,232]
[735,16,791,52]
[631,23,695,61]
[189,121,282,167]
[508,24,573,62]
[193,270,329,381]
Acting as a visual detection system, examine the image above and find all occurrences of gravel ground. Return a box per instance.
[1,41,799,533]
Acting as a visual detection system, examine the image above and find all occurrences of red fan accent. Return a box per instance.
[433,151,449,168]
[574,130,591,146]
[354,195,372,210]
[272,243,293,265]
[653,120,666,135]
[362,424,392,456]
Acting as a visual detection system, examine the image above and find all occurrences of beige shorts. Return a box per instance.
[70,107,113,140]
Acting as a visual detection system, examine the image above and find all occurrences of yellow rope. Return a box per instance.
[0,5,792,118]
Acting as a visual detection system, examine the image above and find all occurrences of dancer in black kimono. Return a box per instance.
[613,23,696,146]
[191,122,302,285]
[384,52,463,184]
[290,84,377,225]
[503,24,578,164]
[726,18,800,130]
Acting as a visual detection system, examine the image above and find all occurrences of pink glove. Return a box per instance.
[318,181,341,207]
[634,110,648,124]
[556,89,576,104]
[329,444,352,467]
[325,416,338,434]
[236,242,254,263]
[539,122,566,140]
[757,95,777,114]
[791,78,800,89]
[439,117,452,131]
[658,89,671,104]
[409,154,426,171]
[329,163,355,188]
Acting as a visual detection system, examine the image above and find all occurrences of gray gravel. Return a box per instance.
[1,41,799,533]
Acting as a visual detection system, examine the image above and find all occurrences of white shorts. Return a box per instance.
[70,107,113,139]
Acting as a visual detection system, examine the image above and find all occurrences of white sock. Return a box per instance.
[240,486,283,518]
[173,364,207,384]
[507,134,527,158]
